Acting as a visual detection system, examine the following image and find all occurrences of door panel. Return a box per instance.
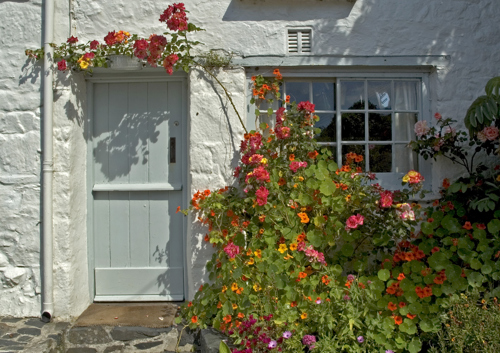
[91,81,184,301]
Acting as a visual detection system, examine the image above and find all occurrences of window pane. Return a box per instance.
[369,113,391,141]
[394,81,418,110]
[369,145,392,172]
[313,82,335,111]
[394,144,418,173]
[394,113,417,141]
[341,81,365,110]
[315,113,336,142]
[342,145,365,169]
[342,113,365,141]
[368,80,392,110]
[286,82,309,104]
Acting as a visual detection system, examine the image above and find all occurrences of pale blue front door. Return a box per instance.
[90,79,185,301]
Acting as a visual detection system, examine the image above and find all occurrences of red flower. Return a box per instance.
[90,40,99,50]
[104,31,117,46]
[463,222,473,230]
[67,36,78,44]
[394,316,403,325]
[57,60,67,71]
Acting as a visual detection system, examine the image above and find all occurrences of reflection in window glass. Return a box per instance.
[341,81,364,110]
[286,82,309,104]
[369,145,392,172]
[313,82,335,111]
[367,81,392,110]
[342,113,364,141]
[369,113,391,141]
[315,113,336,142]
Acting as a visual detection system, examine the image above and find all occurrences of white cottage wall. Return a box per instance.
[0,0,499,317]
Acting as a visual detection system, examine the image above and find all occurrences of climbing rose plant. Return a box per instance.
[176,70,437,353]
[25,3,202,74]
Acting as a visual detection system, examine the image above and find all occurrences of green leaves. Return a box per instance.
[378,269,391,281]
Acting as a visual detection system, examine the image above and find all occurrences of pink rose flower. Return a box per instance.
[255,186,269,206]
[289,161,307,173]
[478,126,499,142]
[414,121,430,137]
[346,214,364,229]
[57,60,67,71]
[223,242,240,258]
[379,190,393,208]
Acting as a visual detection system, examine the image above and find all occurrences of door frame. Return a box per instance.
[85,71,189,302]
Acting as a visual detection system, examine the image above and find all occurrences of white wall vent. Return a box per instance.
[288,29,312,54]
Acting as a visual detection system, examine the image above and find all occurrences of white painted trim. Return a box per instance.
[94,295,184,302]
[234,55,449,68]
[93,183,182,192]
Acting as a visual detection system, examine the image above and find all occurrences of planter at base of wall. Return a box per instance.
[108,55,143,71]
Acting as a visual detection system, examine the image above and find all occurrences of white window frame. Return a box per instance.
[246,68,432,190]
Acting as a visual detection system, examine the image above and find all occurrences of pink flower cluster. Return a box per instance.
[255,186,269,206]
[346,214,364,230]
[163,53,179,75]
[297,101,315,114]
[289,161,307,173]
[477,126,499,143]
[303,245,326,265]
[159,3,188,31]
[275,125,290,139]
[245,165,270,184]
[276,107,286,124]
[223,242,240,259]
[379,190,393,208]
[414,120,430,137]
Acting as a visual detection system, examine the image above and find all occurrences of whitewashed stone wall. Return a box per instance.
[0,0,499,317]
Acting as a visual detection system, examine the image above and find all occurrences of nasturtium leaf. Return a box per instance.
[467,271,485,287]
[421,222,435,235]
[487,219,500,235]
[320,180,336,196]
[399,319,417,335]
[399,278,413,292]
[432,286,442,297]
[306,178,319,189]
[431,210,444,224]
[404,291,418,303]
[408,302,422,315]
[378,269,391,281]
[419,319,435,332]
[452,277,468,291]
[444,264,462,282]
[219,341,231,353]
[408,338,422,353]
[470,258,482,270]
[441,215,461,233]
[428,252,449,271]
[442,283,454,295]
[341,243,354,257]
[481,264,493,274]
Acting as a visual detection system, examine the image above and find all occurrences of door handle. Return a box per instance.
[170,137,176,163]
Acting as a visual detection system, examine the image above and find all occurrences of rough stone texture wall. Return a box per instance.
[0,0,43,317]
[1,0,499,316]
[186,68,246,298]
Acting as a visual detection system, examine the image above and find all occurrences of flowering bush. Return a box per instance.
[177,71,431,353]
[25,3,202,74]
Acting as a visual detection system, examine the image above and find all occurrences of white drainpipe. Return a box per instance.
[41,0,55,322]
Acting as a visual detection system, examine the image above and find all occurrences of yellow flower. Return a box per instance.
[231,282,238,292]
[253,283,262,291]
[278,244,288,253]
[298,176,304,181]
[254,249,262,258]
[232,303,238,310]
[402,175,410,183]
[261,158,268,164]
[222,285,227,293]
[300,312,308,319]
[497,175,500,182]
[289,243,298,251]
[283,253,293,260]
[345,194,351,202]
[247,257,255,265]
[293,184,298,188]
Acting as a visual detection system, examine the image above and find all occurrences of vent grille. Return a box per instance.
[288,29,312,53]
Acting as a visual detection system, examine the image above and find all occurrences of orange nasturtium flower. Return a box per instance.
[247,257,255,265]
[191,316,198,323]
[238,312,245,319]
[278,178,286,186]
[407,313,417,320]
[298,272,307,279]
[308,150,318,159]
[298,212,310,223]
[394,316,403,325]
[289,154,295,161]
[300,312,308,320]
[285,95,290,103]
[254,249,262,258]
[463,221,473,230]
[221,285,227,293]
[231,283,239,292]
[387,302,398,311]
[217,301,222,309]
[289,243,298,251]
[223,315,232,324]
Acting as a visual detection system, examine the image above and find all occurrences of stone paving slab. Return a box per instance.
[0,316,204,353]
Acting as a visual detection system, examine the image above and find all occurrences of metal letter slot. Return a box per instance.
[170,138,176,163]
